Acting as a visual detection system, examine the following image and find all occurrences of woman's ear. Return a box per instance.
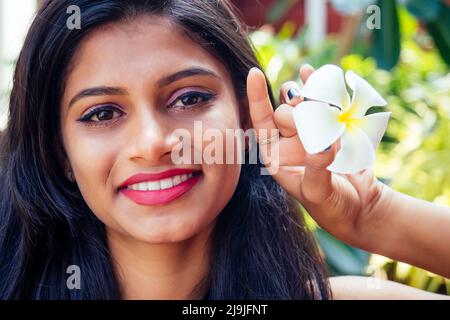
[59,144,75,182]
[56,136,75,183]
[64,159,75,182]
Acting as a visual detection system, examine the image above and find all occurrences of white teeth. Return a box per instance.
[173,175,181,185]
[160,178,173,190]
[126,173,197,191]
[147,181,160,191]
[138,182,147,191]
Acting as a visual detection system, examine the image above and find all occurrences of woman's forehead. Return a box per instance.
[63,16,230,103]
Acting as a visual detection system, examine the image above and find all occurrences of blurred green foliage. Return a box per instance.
[251,4,449,294]
[268,0,450,68]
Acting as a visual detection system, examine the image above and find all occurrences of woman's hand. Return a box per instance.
[247,65,450,279]
[246,65,392,251]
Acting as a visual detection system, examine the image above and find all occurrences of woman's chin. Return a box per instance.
[118,216,210,245]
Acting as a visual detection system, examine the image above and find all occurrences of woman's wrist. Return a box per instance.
[355,184,450,277]
[352,182,404,258]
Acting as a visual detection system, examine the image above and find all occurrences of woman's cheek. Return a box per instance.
[67,130,122,219]
[198,113,242,205]
[199,117,241,159]
[71,130,119,180]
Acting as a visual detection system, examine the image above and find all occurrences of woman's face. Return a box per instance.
[60,16,244,243]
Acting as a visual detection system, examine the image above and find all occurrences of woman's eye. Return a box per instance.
[168,92,215,110]
[79,105,124,123]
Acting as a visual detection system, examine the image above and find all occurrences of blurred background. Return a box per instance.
[0,0,449,294]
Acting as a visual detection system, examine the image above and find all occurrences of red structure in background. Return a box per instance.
[230,0,343,34]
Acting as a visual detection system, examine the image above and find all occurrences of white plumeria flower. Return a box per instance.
[293,64,391,174]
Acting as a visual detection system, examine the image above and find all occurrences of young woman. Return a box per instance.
[0,0,448,299]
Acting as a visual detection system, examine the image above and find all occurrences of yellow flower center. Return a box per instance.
[337,106,364,133]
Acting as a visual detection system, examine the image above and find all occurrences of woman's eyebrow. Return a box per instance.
[157,67,221,87]
[68,86,128,108]
[68,67,220,108]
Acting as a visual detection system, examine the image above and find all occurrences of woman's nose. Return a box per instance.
[126,108,177,164]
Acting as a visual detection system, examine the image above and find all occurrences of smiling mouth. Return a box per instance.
[118,170,202,206]
[119,171,200,191]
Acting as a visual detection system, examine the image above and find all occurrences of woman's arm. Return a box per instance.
[359,186,450,278]
[330,276,449,300]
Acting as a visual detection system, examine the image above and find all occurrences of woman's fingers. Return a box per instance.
[300,142,338,204]
[247,68,278,141]
[300,64,315,84]
[273,104,297,137]
[247,67,280,170]
[277,136,307,166]
[279,64,316,106]
[280,81,302,106]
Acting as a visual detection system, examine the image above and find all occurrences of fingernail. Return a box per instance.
[302,63,313,69]
[323,146,332,152]
[287,88,301,101]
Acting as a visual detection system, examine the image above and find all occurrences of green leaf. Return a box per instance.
[314,228,369,275]
[404,0,440,22]
[371,0,401,70]
[424,4,450,66]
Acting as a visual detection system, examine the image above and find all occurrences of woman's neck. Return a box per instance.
[107,225,213,300]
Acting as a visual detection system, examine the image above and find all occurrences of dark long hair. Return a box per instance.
[0,0,330,299]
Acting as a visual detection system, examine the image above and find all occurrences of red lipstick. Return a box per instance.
[119,169,201,206]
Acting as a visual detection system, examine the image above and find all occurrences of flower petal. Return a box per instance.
[302,64,351,109]
[360,112,391,148]
[293,101,345,154]
[345,70,387,117]
[327,129,375,174]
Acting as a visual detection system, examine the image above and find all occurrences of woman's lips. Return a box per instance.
[119,170,201,206]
